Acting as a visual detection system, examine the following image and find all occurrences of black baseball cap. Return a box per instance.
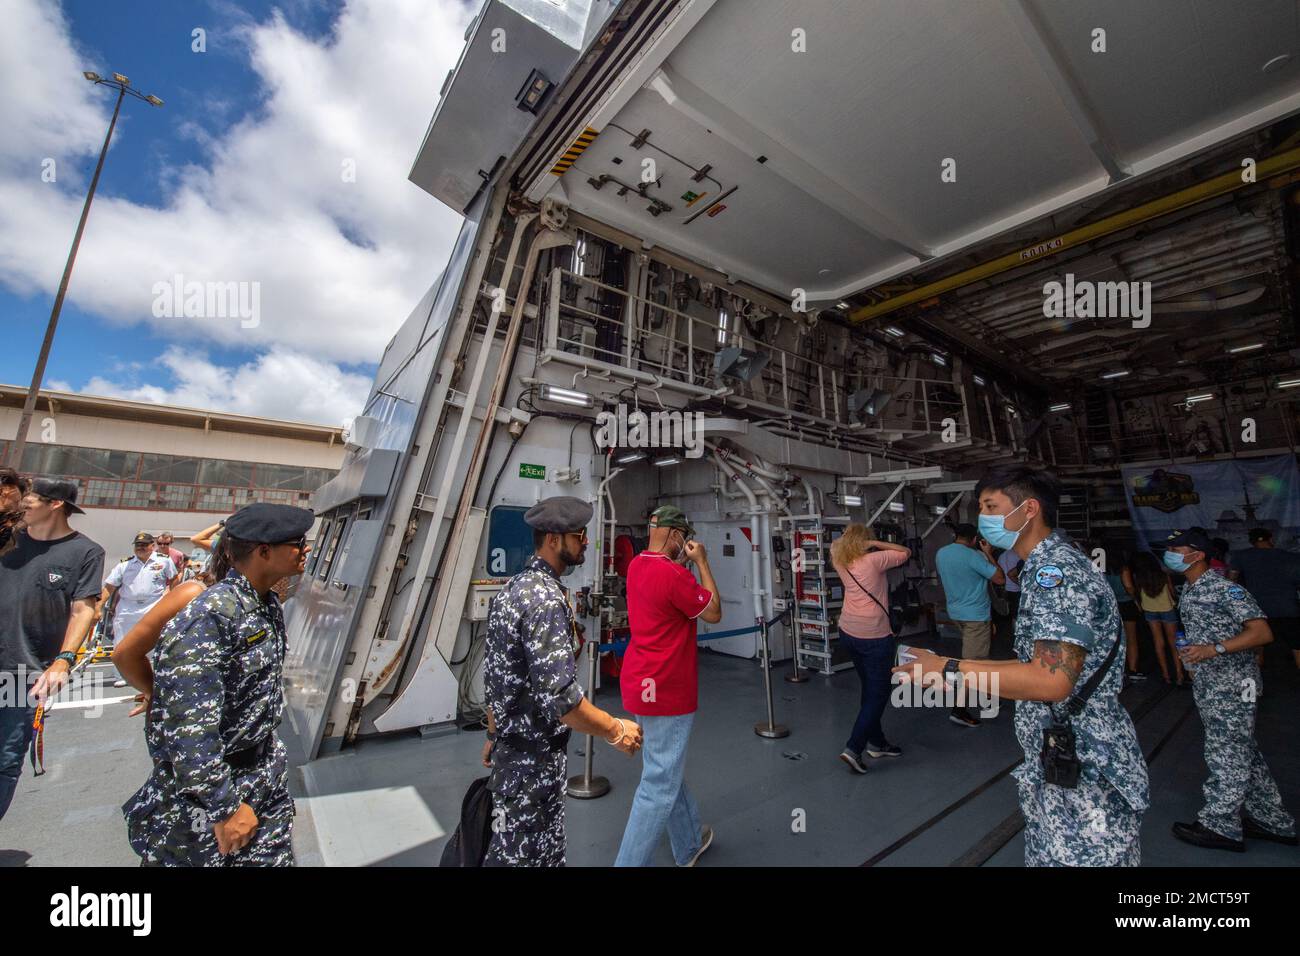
[32,477,85,515]
[1165,528,1211,552]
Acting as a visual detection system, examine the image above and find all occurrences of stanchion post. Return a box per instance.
[782,599,808,683]
[567,637,611,798]
[754,614,790,738]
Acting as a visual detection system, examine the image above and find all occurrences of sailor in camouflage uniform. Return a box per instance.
[897,466,1148,866]
[1165,528,1297,851]
[482,496,641,867]
[123,503,314,866]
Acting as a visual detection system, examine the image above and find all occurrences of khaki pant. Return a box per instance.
[954,619,991,659]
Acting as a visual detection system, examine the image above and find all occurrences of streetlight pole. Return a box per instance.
[5,72,162,468]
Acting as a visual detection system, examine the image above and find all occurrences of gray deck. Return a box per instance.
[3,644,1296,866]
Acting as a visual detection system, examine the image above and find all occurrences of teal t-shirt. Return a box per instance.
[936,542,997,622]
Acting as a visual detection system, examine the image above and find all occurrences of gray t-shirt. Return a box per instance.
[0,530,105,671]
[1231,547,1300,618]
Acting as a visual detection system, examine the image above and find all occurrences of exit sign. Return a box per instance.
[519,463,546,480]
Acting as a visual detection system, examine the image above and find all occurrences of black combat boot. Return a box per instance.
[1171,821,1245,852]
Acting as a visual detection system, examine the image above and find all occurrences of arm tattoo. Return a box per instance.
[1034,640,1086,685]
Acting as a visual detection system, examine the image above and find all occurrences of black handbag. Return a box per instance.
[439,775,495,867]
[840,562,903,636]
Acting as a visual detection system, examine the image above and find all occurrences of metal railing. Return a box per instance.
[39,474,316,512]
[543,267,968,437]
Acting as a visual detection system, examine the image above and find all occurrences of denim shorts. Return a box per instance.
[1144,610,1177,624]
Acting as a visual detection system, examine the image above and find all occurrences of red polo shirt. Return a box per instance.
[621,552,714,716]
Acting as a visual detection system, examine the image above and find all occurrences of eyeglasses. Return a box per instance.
[562,531,589,543]
[276,535,308,551]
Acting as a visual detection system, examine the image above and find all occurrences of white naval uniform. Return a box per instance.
[106,553,176,640]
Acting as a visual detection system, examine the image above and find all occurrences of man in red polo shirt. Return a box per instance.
[615,505,721,867]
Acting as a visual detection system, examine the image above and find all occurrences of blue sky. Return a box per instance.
[2,0,472,424]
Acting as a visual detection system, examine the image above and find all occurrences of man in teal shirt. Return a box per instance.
[936,523,1004,726]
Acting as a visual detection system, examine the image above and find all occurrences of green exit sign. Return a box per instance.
[519,463,546,480]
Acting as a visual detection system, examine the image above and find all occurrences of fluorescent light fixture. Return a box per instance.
[539,384,594,407]
[931,352,947,367]
[1277,378,1300,389]
[1228,342,1264,354]
[840,494,863,507]
[652,454,681,467]
[1006,405,1017,416]
[884,326,905,338]
[615,451,646,465]
[932,505,947,515]
[1049,403,1071,412]
[973,374,986,386]
[837,301,851,310]
[1100,370,1131,380]
[1185,393,1215,404]
[888,501,905,513]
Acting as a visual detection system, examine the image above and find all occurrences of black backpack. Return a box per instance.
[439,776,494,867]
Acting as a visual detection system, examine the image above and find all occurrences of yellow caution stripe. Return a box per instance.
[550,126,600,176]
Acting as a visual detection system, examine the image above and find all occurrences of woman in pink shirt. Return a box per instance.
[830,525,911,773]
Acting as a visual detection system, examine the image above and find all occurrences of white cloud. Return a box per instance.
[50,345,373,428]
[1,0,474,421]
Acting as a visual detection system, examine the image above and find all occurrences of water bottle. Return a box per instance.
[1174,629,1194,676]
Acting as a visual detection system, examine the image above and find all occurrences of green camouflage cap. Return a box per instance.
[649,505,694,537]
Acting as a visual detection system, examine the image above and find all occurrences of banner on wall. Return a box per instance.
[1120,455,1300,553]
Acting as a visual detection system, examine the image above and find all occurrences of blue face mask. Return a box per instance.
[1163,550,1194,572]
[977,500,1028,550]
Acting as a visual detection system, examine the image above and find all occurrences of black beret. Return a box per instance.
[524,496,593,533]
[224,502,315,544]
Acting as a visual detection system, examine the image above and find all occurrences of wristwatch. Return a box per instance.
[1213,642,1227,655]
[53,651,77,667]
[942,658,963,682]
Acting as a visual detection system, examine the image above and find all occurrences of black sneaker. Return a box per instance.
[1244,816,1299,846]
[949,708,980,728]
[865,742,903,758]
[1171,820,1244,853]
[838,750,869,774]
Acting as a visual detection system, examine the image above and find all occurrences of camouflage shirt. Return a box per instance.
[1177,571,1265,690]
[484,555,583,745]
[143,569,287,823]
[1013,531,1149,812]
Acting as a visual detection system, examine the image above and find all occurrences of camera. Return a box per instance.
[1040,721,1081,789]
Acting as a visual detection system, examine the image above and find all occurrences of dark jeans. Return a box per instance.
[842,631,896,755]
[0,700,37,822]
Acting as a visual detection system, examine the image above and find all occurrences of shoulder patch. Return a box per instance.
[1035,565,1064,589]
[1227,585,1246,600]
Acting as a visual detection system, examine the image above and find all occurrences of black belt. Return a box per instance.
[225,736,274,770]
[496,729,571,755]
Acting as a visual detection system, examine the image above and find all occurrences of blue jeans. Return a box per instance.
[614,713,704,866]
[842,632,896,755]
[0,699,37,822]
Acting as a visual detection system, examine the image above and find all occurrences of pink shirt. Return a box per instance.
[834,550,909,639]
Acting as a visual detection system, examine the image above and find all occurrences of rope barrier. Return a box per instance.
[601,609,789,656]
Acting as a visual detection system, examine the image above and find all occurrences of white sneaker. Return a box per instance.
[839,750,869,774]
[678,825,714,867]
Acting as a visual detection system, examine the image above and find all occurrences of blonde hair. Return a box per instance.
[830,524,874,568]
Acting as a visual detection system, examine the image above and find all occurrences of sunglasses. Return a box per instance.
[276,535,308,551]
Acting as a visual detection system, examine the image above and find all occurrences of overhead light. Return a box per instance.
[539,384,594,407]
[1185,393,1215,405]
[839,493,863,507]
[652,454,681,467]
[515,68,553,113]
[931,353,947,367]
[1006,405,1017,416]
[972,374,986,386]
[615,451,646,465]
[887,501,905,513]
[1228,342,1265,354]
[884,326,905,338]
[836,301,851,311]
[1049,402,1071,412]
[1277,378,1300,389]
[83,71,101,82]
[932,505,947,515]
[144,94,164,107]
[1100,370,1131,380]
[112,72,129,85]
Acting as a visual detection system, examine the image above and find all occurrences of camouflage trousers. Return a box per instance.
[123,748,295,867]
[484,746,567,867]
[1193,677,1295,842]
[1019,773,1142,867]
